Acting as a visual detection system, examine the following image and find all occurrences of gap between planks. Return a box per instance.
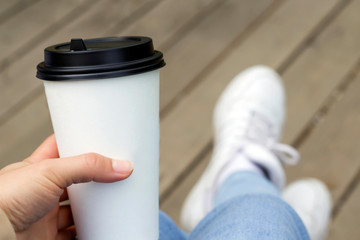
[332,168,360,219]
[328,167,360,239]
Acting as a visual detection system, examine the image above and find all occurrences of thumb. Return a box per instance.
[39,153,133,189]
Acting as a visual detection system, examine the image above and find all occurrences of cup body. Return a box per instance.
[43,70,159,240]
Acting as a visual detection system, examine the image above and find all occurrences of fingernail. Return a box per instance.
[112,160,133,174]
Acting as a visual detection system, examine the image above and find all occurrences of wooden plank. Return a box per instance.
[0,0,87,63]
[282,0,360,144]
[328,175,360,240]
[158,0,340,196]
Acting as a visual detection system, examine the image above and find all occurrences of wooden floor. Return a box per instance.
[1,0,359,238]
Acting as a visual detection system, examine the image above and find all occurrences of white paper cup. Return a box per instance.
[37,37,165,240]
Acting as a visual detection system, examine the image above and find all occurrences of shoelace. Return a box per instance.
[266,140,299,166]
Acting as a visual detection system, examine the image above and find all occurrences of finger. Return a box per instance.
[27,134,59,163]
[58,205,74,230]
[40,153,133,189]
[56,226,76,240]
[59,188,68,202]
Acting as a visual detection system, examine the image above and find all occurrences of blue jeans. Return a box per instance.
[159,171,310,239]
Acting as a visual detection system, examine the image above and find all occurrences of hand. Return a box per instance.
[0,135,133,240]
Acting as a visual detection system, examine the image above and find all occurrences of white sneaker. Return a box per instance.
[282,179,332,240]
[180,65,300,232]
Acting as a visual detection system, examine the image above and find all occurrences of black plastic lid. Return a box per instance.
[36,36,165,80]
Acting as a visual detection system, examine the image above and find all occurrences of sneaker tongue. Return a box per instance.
[242,143,285,190]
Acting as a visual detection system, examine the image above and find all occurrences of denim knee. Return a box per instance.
[189,194,309,240]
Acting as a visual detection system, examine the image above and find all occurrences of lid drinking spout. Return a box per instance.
[70,38,87,51]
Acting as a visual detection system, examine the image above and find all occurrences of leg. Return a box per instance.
[159,211,187,240]
[189,172,309,240]
[213,171,279,206]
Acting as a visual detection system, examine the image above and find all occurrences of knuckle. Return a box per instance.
[36,162,57,180]
[82,152,103,169]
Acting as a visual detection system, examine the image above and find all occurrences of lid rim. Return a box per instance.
[37,60,165,81]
